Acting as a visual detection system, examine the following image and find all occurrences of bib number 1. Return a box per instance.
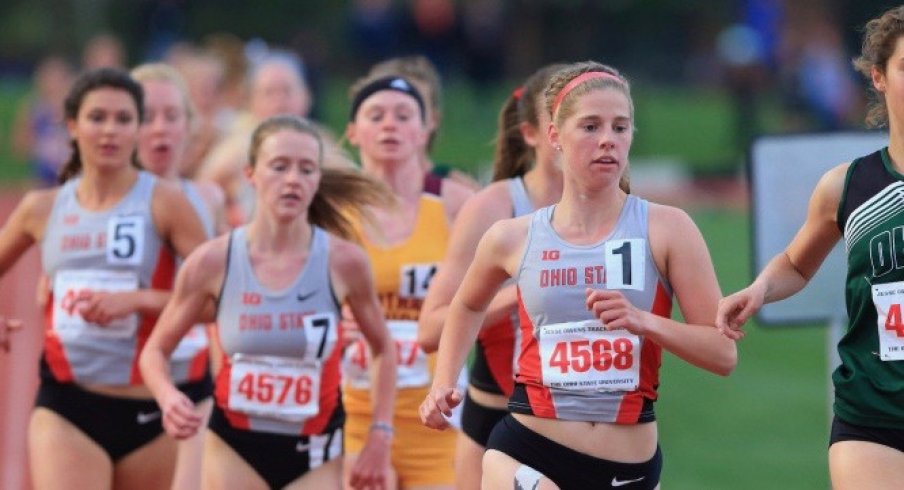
[604,239,644,290]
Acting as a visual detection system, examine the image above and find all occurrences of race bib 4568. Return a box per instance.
[538,319,641,392]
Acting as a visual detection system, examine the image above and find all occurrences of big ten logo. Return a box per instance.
[541,250,560,261]
[242,292,262,305]
[548,338,634,374]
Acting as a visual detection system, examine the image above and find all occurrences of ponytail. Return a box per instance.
[491,91,531,181]
[309,167,394,241]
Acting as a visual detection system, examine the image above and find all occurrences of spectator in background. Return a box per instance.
[346,0,402,73]
[405,0,458,76]
[197,50,312,226]
[82,32,127,70]
[779,11,861,131]
[167,44,230,179]
[11,54,75,187]
[203,33,251,126]
[460,0,506,89]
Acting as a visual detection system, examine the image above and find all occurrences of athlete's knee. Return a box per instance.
[512,464,558,490]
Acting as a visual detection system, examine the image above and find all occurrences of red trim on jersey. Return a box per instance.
[515,287,557,417]
[638,282,671,400]
[301,337,342,435]
[477,317,516,396]
[130,246,177,384]
[43,294,74,382]
[215,359,252,430]
[187,348,210,382]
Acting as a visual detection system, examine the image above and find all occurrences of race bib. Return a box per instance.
[228,354,321,422]
[301,312,339,361]
[538,319,641,392]
[399,263,438,299]
[871,281,904,361]
[604,239,645,290]
[343,320,430,389]
[106,215,145,266]
[52,269,139,340]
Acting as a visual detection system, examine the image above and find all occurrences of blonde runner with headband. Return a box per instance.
[551,71,622,119]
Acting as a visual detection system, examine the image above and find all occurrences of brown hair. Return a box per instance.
[58,68,144,184]
[492,64,566,181]
[853,5,904,128]
[544,61,632,193]
[249,115,394,240]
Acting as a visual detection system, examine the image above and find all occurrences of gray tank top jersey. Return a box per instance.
[181,179,215,238]
[41,171,169,385]
[216,226,341,434]
[508,176,534,217]
[513,196,672,423]
[506,176,534,366]
[166,180,216,381]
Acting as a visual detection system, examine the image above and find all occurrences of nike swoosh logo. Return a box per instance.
[611,476,645,487]
[295,441,311,452]
[136,410,161,424]
[297,290,318,302]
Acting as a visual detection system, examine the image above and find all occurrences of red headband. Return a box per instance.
[512,86,525,101]
[551,71,622,118]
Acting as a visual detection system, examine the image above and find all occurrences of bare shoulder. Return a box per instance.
[456,180,515,223]
[152,177,187,204]
[484,214,531,253]
[813,162,851,203]
[327,234,370,276]
[19,187,58,217]
[647,201,697,234]
[440,176,477,219]
[179,233,230,286]
[16,187,58,237]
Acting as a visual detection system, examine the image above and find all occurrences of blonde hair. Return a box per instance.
[130,62,195,124]
[544,61,632,193]
[249,115,394,240]
[853,5,904,128]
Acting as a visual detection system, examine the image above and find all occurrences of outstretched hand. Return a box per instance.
[716,286,765,340]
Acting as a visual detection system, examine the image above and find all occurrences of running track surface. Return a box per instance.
[0,190,42,490]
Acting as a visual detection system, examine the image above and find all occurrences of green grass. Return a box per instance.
[657,209,829,489]
[0,81,29,185]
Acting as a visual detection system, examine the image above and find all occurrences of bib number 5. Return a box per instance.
[107,215,145,266]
